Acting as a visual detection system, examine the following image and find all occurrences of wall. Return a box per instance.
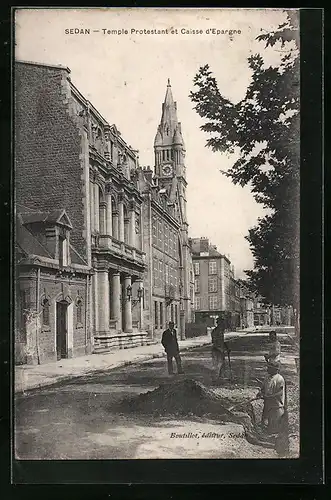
[16,267,89,365]
[15,63,88,261]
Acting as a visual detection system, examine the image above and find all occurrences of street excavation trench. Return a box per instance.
[119,378,289,457]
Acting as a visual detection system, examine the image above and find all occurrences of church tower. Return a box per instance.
[153,79,192,336]
[154,79,187,225]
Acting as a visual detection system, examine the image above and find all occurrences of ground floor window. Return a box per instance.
[154,301,158,329]
[159,302,163,329]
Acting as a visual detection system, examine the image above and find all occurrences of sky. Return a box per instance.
[15,7,293,278]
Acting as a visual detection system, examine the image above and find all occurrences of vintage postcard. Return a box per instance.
[14,7,301,463]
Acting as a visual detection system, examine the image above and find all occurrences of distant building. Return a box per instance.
[237,281,254,329]
[253,298,270,326]
[190,237,237,328]
[138,79,193,340]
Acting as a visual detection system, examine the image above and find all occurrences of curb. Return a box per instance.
[15,339,211,395]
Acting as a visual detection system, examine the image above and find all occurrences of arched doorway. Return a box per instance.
[56,300,69,360]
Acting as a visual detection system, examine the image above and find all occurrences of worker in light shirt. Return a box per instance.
[257,360,285,434]
[264,330,281,363]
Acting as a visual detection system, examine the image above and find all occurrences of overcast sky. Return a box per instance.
[15,7,294,278]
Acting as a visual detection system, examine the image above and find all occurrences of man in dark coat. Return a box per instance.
[161,321,184,375]
[211,317,227,380]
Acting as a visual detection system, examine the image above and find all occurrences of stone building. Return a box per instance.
[15,205,92,364]
[190,237,235,328]
[237,281,254,329]
[15,60,148,363]
[137,80,193,340]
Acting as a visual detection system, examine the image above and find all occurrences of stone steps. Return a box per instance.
[93,332,154,353]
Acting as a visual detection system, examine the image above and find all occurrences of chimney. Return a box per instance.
[144,167,153,185]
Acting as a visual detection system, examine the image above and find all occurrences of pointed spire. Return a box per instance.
[154,80,185,149]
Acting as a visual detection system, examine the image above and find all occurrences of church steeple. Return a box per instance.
[154,79,186,178]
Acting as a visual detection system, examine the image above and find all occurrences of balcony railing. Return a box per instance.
[95,234,145,263]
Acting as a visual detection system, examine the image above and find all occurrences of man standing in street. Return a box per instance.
[264,330,281,364]
[211,317,228,381]
[161,321,184,375]
[256,360,285,435]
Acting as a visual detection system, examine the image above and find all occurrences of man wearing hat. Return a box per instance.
[264,330,281,364]
[256,360,285,434]
[161,321,184,375]
[211,316,228,380]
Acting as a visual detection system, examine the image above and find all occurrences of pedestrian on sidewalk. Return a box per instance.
[211,317,229,381]
[256,360,285,435]
[264,331,281,364]
[161,321,184,375]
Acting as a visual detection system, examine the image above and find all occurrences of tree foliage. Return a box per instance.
[190,11,299,307]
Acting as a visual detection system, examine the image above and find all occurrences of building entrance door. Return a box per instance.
[56,301,68,360]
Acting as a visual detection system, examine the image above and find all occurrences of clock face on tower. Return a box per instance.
[162,164,173,176]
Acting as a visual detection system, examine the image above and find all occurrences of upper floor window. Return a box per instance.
[164,224,169,254]
[194,262,200,275]
[194,278,200,293]
[195,296,201,310]
[153,257,158,287]
[159,260,163,286]
[209,261,217,275]
[157,220,162,248]
[165,264,169,284]
[209,295,218,310]
[152,214,157,245]
[208,276,218,292]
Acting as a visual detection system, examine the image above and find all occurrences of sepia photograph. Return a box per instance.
[14,7,300,462]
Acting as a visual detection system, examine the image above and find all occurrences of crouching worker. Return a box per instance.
[161,321,184,375]
[256,360,285,435]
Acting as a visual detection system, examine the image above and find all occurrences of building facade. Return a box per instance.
[237,281,254,329]
[138,80,193,340]
[190,237,235,328]
[15,60,148,363]
[15,206,92,365]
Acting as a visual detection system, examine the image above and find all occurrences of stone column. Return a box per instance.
[111,272,121,330]
[112,211,119,240]
[94,183,100,233]
[124,218,130,244]
[136,280,144,331]
[92,271,98,332]
[97,270,110,332]
[89,181,95,233]
[99,202,107,234]
[118,197,125,242]
[123,275,133,333]
[129,209,136,247]
[106,190,112,236]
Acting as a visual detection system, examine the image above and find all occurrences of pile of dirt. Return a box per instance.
[120,378,257,431]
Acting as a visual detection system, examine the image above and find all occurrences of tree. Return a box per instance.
[189,11,299,321]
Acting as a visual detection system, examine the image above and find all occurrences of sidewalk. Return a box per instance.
[15,330,249,394]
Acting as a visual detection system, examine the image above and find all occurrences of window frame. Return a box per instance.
[208,260,217,275]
